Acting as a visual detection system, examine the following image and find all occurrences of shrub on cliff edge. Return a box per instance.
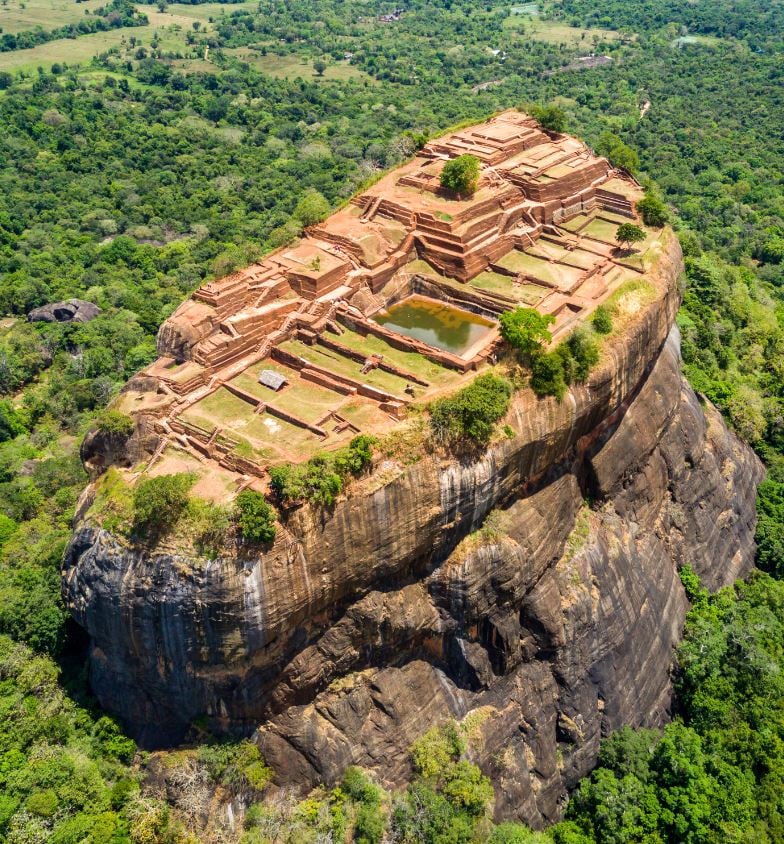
[233,489,276,544]
[499,307,554,364]
[268,435,376,507]
[132,472,195,533]
[94,410,134,437]
[592,305,613,335]
[429,373,512,447]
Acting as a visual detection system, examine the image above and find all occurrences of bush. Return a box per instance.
[429,374,512,447]
[0,400,27,443]
[755,477,784,577]
[94,410,134,437]
[499,307,554,363]
[189,499,230,557]
[132,473,195,532]
[0,513,18,548]
[198,741,272,794]
[355,802,385,844]
[411,722,465,781]
[592,305,613,335]
[391,723,492,843]
[531,102,566,133]
[637,192,668,227]
[488,822,553,843]
[342,768,385,844]
[530,351,567,399]
[565,327,599,381]
[233,490,276,544]
[440,154,480,197]
[269,435,376,507]
[294,189,331,226]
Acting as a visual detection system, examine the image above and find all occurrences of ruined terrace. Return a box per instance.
[117,110,662,495]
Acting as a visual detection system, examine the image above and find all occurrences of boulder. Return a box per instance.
[28,298,101,323]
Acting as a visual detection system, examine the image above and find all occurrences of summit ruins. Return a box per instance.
[116,109,658,485]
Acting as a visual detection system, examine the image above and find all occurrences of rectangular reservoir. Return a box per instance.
[373,295,494,357]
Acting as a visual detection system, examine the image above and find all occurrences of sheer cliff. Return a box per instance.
[62,232,763,826]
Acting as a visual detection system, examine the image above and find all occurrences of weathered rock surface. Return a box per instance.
[28,298,100,323]
[254,328,762,826]
[62,233,764,825]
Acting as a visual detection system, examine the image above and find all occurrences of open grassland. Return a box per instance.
[0,21,201,72]
[0,28,139,72]
[0,0,256,73]
[137,1,259,24]
[224,48,373,82]
[503,14,626,45]
[0,0,107,34]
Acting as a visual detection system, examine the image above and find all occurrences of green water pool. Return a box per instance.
[373,295,494,356]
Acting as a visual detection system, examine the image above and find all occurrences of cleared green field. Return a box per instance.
[503,15,625,45]
[0,0,106,34]
[0,28,139,72]
[672,34,724,48]
[0,1,256,73]
[510,3,539,15]
[225,49,373,82]
[332,327,463,388]
[583,217,621,242]
[137,1,258,25]
[0,0,252,35]
[279,338,412,397]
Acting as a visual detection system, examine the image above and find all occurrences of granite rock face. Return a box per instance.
[62,234,764,825]
[254,328,762,826]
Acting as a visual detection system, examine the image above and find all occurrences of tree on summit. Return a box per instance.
[532,103,567,133]
[615,223,646,253]
[440,154,481,198]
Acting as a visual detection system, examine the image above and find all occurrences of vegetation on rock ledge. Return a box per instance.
[269,434,376,507]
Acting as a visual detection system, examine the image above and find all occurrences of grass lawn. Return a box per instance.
[495,249,583,289]
[583,217,621,243]
[182,385,339,461]
[231,366,341,425]
[469,271,548,305]
[614,231,662,271]
[559,213,591,233]
[183,387,253,429]
[280,338,412,397]
[242,412,333,460]
[338,400,397,430]
[331,327,463,389]
[559,247,603,270]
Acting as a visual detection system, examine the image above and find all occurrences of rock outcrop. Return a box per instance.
[62,233,764,826]
[28,298,100,323]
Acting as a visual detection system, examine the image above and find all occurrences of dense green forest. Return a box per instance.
[0,0,782,839]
